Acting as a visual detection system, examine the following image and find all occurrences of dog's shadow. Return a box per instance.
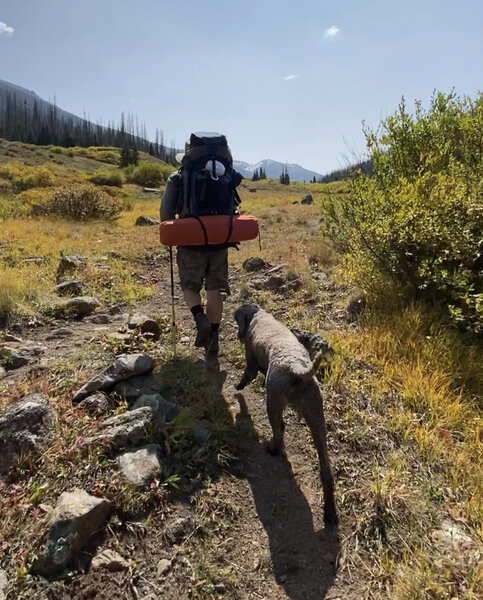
[234,392,339,600]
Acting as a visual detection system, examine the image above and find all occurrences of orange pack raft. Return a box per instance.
[159,214,259,247]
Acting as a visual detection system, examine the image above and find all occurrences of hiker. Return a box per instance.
[160,132,244,358]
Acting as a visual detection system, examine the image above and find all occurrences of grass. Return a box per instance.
[0,137,481,598]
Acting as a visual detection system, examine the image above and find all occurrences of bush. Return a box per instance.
[322,91,483,333]
[128,161,168,187]
[89,170,124,187]
[0,161,55,191]
[41,184,124,220]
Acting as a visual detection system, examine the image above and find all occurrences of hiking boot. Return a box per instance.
[205,331,219,358]
[194,312,212,348]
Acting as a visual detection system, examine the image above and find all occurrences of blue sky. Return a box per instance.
[0,0,482,173]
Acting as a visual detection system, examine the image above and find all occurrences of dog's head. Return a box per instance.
[234,304,260,341]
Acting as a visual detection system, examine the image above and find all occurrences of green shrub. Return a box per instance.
[89,170,124,187]
[41,184,124,220]
[128,161,167,187]
[322,91,483,333]
[0,161,55,191]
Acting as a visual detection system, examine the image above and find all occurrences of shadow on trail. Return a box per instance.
[157,356,339,600]
[233,389,339,600]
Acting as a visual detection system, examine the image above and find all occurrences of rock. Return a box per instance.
[2,345,44,370]
[192,420,212,444]
[57,255,87,279]
[58,296,100,319]
[132,394,178,424]
[0,366,6,378]
[301,194,313,205]
[89,313,110,325]
[292,200,300,205]
[168,517,194,542]
[263,275,285,291]
[313,271,329,285]
[46,327,75,340]
[346,294,366,322]
[83,407,154,451]
[113,373,164,403]
[91,549,129,572]
[280,273,303,293]
[24,257,45,264]
[117,444,165,485]
[242,257,266,272]
[55,281,84,297]
[135,215,160,226]
[73,354,154,402]
[127,313,161,340]
[78,392,111,414]
[108,304,124,315]
[157,558,171,576]
[0,568,7,600]
[0,393,56,475]
[31,489,111,577]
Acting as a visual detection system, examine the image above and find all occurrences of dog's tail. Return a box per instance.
[290,351,325,380]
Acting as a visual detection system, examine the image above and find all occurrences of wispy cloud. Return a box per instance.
[0,21,14,37]
[284,74,302,81]
[324,25,339,40]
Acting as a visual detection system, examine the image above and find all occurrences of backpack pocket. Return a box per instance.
[192,171,233,216]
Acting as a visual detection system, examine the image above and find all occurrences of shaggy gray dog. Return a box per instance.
[234,304,337,525]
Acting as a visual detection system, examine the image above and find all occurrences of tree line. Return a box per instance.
[0,91,177,162]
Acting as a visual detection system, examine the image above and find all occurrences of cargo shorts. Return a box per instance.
[176,247,230,295]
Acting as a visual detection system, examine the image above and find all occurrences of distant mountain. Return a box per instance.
[233,159,321,183]
[0,79,84,125]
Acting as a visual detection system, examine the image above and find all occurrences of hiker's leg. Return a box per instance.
[177,248,211,347]
[205,290,223,324]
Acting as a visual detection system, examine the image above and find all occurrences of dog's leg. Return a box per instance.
[266,372,286,456]
[301,387,337,525]
[235,348,259,390]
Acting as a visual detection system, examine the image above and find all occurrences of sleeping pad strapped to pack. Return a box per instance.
[159,132,259,247]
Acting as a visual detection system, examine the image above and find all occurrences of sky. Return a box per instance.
[0,0,482,174]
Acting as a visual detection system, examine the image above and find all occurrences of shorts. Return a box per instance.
[176,247,230,295]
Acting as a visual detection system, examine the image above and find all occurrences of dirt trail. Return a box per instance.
[2,252,364,600]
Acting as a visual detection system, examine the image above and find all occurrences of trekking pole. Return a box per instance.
[169,246,177,356]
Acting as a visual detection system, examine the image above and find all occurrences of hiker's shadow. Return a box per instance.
[234,392,339,600]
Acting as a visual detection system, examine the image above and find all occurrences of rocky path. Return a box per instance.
[0,249,366,600]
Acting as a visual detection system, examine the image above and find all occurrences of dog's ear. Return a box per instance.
[234,305,258,340]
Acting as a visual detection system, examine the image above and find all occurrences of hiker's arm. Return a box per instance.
[160,172,179,221]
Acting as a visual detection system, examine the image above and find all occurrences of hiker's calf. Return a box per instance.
[234,304,337,525]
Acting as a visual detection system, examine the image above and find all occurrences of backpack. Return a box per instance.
[178,132,242,218]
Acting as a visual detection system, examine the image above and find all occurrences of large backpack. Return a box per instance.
[178,132,241,218]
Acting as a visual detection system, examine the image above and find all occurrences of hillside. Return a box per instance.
[0,138,481,600]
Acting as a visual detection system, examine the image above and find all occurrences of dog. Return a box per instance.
[234,304,337,525]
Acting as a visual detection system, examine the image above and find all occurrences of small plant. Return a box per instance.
[127,161,171,187]
[89,169,124,187]
[41,184,124,220]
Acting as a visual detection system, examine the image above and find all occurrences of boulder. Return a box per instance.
[132,394,178,424]
[242,257,266,272]
[46,327,75,340]
[113,373,164,403]
[127,313,161,340]
[78,392,111,414]
[73,354,154,402]
[135,215,160,226]
[301,194,313,205]
[55,281,84,297]
[117,444,165,485]
[58,296,100,319]
[2,345,44,370]
[83,407,154,451]
[0,393,56,475]
[91,549,130,572]
[57,255,87,279]
[31,489,111,577]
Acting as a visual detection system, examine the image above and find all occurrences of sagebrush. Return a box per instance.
[40,184,124,220]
